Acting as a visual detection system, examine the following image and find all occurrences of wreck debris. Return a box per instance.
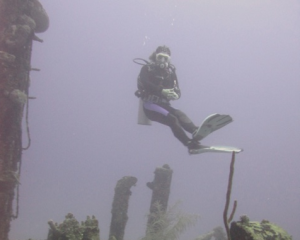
[109,176,137,240]
[146,164,173,235]
[230,216,292,240]
[20,164,295,240]
[0,0,48,239]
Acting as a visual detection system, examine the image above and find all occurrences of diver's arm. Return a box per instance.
[172,72,181,99]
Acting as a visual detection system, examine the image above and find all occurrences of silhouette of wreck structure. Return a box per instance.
[46,163,292,240]
[0,0,49,240]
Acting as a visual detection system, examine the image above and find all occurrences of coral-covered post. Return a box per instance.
[146,164,173,235]
[0,1,49,239]
[109,176,137,240]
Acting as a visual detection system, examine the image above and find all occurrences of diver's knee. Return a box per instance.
[167,113,179,125]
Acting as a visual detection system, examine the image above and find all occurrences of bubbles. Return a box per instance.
[142,35,150,46]
[171,17,175,26]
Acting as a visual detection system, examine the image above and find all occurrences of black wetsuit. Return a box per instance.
[138,64,198,146]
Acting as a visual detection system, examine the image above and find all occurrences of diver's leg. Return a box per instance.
[169,108,198,134]
[143,102,191,146]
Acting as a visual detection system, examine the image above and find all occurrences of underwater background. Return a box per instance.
[10,1,300,240]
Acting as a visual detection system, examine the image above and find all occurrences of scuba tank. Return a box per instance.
[133,58,152,99]
[133,58,152,125]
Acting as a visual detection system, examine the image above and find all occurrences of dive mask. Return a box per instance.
[155,53,171,69]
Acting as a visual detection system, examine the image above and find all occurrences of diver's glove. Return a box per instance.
[161,88,179,100]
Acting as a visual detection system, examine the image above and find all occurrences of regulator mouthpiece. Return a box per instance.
[159,62,168,69]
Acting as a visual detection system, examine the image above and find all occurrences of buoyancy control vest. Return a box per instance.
[133,58,176,98]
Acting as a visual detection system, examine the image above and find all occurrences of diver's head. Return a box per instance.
[155,45,171,69]
[156,45,171,56]
[149,45,171,69]
[155,52,171,69]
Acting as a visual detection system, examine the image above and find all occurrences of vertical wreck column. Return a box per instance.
[0,1,49,240]
[146,164,173,234]
[109,176,137,240]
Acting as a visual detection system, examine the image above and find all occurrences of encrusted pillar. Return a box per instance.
[146,164,173,235]
[108,176,137,240]
[0,1,49,239]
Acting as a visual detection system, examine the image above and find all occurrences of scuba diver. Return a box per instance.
[134,45,203,153]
